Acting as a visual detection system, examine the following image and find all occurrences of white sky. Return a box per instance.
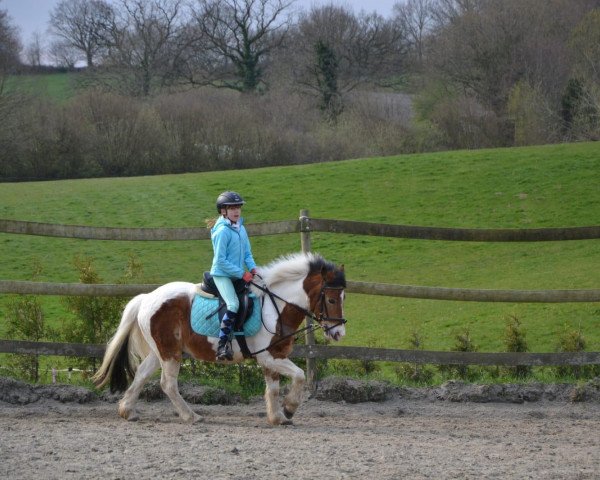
[3,0,398,46]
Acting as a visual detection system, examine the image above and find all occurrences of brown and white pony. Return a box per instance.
[92,252,346,425]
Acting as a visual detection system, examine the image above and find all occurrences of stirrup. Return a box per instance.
[216,339,233,361]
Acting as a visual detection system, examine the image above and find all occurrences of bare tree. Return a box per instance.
[25,32,44,67]
[49,0,116,68]
[291,5,405,119]
[0,1,22,86]
[393,0,435,68]
[188,0,294,93]
[105,0,191,96]
[429,0,481,27]
[421,0,599,147]
[49,39,80,69]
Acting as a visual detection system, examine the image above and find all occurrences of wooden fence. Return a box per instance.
[1,214,600,375]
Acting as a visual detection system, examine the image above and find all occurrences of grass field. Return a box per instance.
[3,73,77,102]
[1,142,599,357]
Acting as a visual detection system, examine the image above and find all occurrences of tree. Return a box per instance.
[49,0,116,68]
[426,0,596,118]
[25,31,44,67]
[291,5,405,118]
[48,39,80,69]
[105,0,192,96]
[0,1,22,88]
[313,39,342,119]
[188,0,294,93]
[393,0,435,69]
[569,9,600,86]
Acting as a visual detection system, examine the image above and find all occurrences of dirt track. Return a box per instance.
[1,378,599,479]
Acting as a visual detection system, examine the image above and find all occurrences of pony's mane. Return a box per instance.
[257,252,345,290]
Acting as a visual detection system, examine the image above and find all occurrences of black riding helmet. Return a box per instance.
[216,191,245,213]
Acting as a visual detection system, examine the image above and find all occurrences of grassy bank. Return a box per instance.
[1,142,599,355]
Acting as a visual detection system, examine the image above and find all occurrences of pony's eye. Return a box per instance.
[328,298,336,304]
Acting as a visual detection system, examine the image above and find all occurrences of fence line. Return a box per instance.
[0,218,298,241]
[3,340,600,366]
[2,218,600,242]
[2,280,600,303]
[2,213,598,372]
[308,218,600,241]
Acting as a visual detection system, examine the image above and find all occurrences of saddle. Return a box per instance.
[198,272,256,357]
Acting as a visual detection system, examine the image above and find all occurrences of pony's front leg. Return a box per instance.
[261,359,305,425]
[281,361,306,421]
[263,367,285,425]
[160,358,201,424]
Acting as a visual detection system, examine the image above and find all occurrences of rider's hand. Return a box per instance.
[250,268,258,275]
[242,271,253,283]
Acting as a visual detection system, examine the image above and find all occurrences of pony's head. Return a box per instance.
[305,254,347,342]
[253,252,347,342]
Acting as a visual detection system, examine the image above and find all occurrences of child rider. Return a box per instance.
[210,191,257,361]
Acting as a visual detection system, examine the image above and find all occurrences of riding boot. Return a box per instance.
[216,310,236,361]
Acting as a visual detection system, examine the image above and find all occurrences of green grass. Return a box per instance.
[3,73,77,102]
[1,142,599,355]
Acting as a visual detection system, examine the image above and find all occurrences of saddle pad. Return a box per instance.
[190,293,262,338]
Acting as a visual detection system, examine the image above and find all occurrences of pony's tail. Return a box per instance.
[92,294,147,393]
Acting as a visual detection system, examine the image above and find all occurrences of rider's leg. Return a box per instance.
[213,276,239,361]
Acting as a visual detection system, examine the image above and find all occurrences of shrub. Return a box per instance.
[4,261,57,382]
[63,254,145,372]
[438,328,479,381]
[503,315,531,379]
[555,323,598,379]
[394,330,434,384]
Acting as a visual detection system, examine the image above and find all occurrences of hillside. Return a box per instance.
[1,142,599,353]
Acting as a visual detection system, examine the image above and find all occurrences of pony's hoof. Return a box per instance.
[182,412,203,424]
[267,412,294,426]
[120,410,139,421]
[283,406,295,420]
[118,403,138,421]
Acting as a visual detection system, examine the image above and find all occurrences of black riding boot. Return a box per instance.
[216,311,236,361]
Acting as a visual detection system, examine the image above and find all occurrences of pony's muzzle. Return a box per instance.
[323,321,346,342]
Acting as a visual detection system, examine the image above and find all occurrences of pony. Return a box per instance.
[92,252,346,425]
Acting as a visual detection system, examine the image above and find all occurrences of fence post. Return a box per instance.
[300,209,316,391]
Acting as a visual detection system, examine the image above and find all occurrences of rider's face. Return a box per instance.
[223,205,242,223]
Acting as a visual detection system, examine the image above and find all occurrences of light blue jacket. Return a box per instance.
[210,216,256,279]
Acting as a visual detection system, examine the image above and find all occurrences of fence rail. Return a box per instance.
[0,219,298,240]
[2,218,600,241]
[3,340,599,366]
[2,214,599,371]
[2,280,600,303]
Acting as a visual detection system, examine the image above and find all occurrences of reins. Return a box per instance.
[243,276,346,357]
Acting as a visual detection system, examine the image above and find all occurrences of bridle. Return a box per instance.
[314,284,346,327]
[251,278,346,326]
[246,277,347,355]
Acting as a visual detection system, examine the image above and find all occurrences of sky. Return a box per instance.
[3,0,398,47]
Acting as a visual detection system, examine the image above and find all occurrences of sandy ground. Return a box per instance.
[1,379,599,480]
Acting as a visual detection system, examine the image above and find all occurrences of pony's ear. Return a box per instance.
[321,265,329,279]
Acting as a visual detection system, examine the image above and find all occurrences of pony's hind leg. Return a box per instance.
[160,359,201,424]
[118,352,160,421]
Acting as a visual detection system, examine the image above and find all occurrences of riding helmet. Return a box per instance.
[216,191,245,213]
